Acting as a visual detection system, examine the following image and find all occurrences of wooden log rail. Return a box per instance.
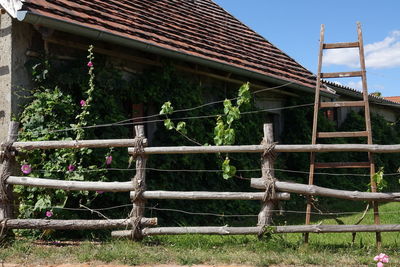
[251,179,400,202]
[9,175,400,202]
[112,224,400,237]
[2,218,157,230]
[4,141,400,154]
[3,123,400,241]
[6,176,290,200]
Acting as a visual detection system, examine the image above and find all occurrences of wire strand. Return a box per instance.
[27,166,400,177]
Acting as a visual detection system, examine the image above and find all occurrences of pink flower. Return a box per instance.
[87,61,93,67]
[21,164,32,174]
[105,155,112,165]
[67,164,76,172]
[374,253,389,266]
[96,191,104,194]
[80,100,86,106]
[45,210,53,218]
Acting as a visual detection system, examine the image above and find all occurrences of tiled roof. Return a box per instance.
[384,96,400,103]
[19,0,316,89]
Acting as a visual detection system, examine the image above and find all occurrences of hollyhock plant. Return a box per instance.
[21,164,32,174]
[67,164,76,172]
[374,253,389,266]
[45,210,53,218]
[105,155,112,166]
[87,61,93,67]
[80,100,86,107]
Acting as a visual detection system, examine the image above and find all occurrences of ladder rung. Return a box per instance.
[317,131,368,138]
[314,162,371,169]
[323,42,359,49]
[321,71,363,78]
[320,101,365,108]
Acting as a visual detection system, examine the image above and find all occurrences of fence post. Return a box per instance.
[257,123,276,236]
[0,121,19,238]
[129,125,147,241]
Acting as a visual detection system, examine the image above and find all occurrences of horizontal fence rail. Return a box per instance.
[5,141,400,154]
[2,218,157,230]
[111,224,400,237]
[7,176,133,192]
[251,179,400,202]
[5,177,290,200]
[136,144,400,154]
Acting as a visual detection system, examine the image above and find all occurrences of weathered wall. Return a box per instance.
[335,94,399,125]
[0,13,12,141]
[0,13,33,141]
[370,104,399,123]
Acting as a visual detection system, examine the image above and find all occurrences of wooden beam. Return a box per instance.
[134,144,400,154]
[314,162,370,169]
[321,71,362,78]
[317,131,368,138]
[2,218,157,230]
[13,139,147,150]
[130,125,147,241]
[323,42,359,49]
[251,179,400,202]
[321,71,363,78]
[320,101,365,108]
[258,123,276,227]
[0,121,19,238]
[112,224,400,237]
[6,176,133,192]
[9,141,400,154]
[140,191,290,201]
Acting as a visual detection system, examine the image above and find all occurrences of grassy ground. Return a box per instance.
[1,202,400,266]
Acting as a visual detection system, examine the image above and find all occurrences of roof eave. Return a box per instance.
[327,83,400,110]
[17,10,332,97]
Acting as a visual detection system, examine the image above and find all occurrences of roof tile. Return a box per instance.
[21,0,316,88]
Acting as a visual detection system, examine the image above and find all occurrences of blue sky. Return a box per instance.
[214,0,400,97]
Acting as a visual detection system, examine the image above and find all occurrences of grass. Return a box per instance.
[1,202,400,266]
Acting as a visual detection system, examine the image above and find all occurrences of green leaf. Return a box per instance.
[176,121,187,134]
[221,157,236,179]
[237,82,251,106]
[223,99,232,115]
[160,101,174,115]
[164,119,175,130]
[224,128,235,145]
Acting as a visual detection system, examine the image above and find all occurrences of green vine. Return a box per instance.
[160,82,251,179]
[15,45,126,224]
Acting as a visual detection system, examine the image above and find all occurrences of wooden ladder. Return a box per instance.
[304,22,381,246]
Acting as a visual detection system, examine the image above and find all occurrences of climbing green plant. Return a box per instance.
[160,82,251,179]
[160,101,187,135]
[16,45,130,224]
[371,167,387,192]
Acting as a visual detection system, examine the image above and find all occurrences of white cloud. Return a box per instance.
[342,81,384,93]
[346,80,363,90]
[323,31,400,69]
[331,80,343,86]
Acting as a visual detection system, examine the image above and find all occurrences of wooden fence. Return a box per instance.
[1,122,400,242]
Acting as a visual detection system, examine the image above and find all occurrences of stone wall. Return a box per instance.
[0,13,33,141]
